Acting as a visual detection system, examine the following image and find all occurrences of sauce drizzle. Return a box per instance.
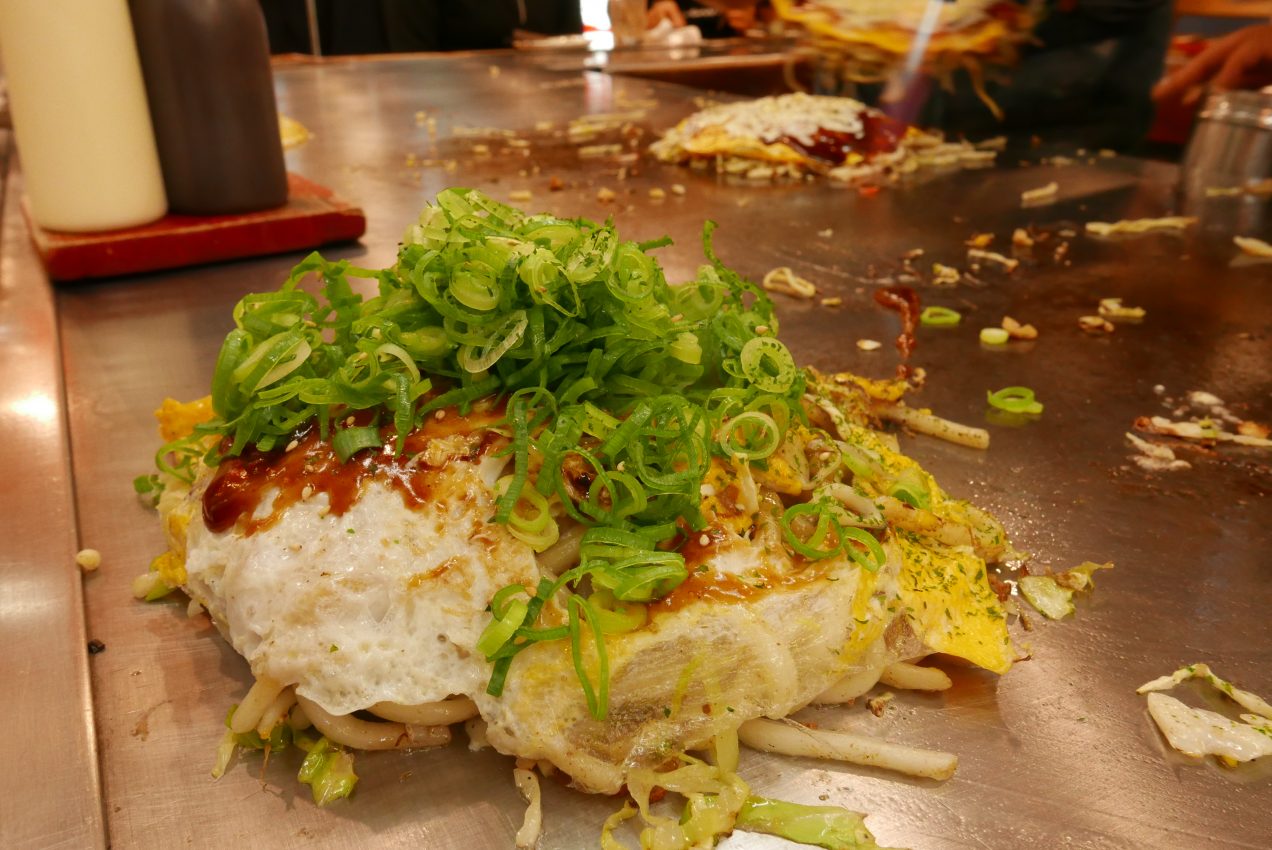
[202,402,507,536]
[873,285,921,379]
[779,113,906,165]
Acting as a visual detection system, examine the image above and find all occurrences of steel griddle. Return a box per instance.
[7,54,1269,849]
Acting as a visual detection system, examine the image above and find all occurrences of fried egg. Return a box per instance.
[161,403,542,717]
[155,392,1009,790]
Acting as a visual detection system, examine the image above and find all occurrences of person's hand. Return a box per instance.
[647,0,687,28]
[1154,24,1272,104]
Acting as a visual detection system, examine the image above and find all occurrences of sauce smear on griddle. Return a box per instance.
[873,285,921,378]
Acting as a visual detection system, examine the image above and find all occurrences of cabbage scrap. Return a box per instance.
[1144,694,1272,764]
[1018,561,1112,620]
[298,737,359,806]
[1138,664,1272,720]
[736,797,902,850]
[1138,663,1272,765]
[212,704,357,805]
[605,752,904,850]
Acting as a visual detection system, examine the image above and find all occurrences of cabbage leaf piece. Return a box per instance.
[1019,561,1112,620]
[604,752,905,850]
[1138,663,1272,765]
[736,796,903,850]
[1137,663,1272,719]
[211,703,292,779]
[1144,693,1272,763]
[298,737,358,806]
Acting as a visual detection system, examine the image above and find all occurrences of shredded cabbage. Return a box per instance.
[736,797,900,850]
[1137,663,1272,765]
[1138,663,1272,718]
[1020,561,1112,620]
[298,737,359,806]
[605,730,901,850]
[1144,694,1272,764]
[211,706,356,805]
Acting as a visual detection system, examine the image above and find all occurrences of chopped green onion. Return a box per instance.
[493,399,531,525]
[840,527,886,573]
[589,589,648,634]
[669,332,703,365]
[979,327,1010,345]
[740,337,798,394]
[579,526,660,562]
[456,309,529,373]
[987,386,1044,415]
[887,468,931,510]
[919,306,961,327]
[609,559,687,602]
[720,411,782,460]
[476,597,530,657]
[331,426,382,462]
[165,190,822,721]
[568,595,610,720]
[781,502,842,561]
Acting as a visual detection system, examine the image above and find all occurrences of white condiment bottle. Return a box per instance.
[0,0,166,232]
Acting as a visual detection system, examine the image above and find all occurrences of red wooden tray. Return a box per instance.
[27,173,366,282]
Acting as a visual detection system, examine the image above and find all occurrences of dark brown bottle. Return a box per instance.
[129,0,288,215]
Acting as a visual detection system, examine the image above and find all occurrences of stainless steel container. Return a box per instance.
[1179,89,1272,238]
[1181,89,1272,192]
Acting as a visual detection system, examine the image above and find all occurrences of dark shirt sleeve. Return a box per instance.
[380,0,442,51]
[1076,0,1170,25]
[550,0,582,34]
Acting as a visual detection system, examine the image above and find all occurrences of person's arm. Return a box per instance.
[1154,23,1272,103]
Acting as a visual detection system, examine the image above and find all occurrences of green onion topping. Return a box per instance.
[168,190,869,721]
[987,386,1044,415]
[919,306,961,327]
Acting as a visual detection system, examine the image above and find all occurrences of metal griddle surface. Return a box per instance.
[52,56,1271,849]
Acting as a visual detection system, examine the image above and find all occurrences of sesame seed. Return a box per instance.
[698,534,710,547]
[435,410,447,420]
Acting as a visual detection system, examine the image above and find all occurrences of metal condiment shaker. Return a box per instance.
[129,0,288,216]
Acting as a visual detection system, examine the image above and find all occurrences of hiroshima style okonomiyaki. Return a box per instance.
[772,0,1036,113]
[650,93,998,182]
[137,189,1020,847]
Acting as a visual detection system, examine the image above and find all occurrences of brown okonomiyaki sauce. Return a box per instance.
[653,525,835,616]
[203,400,507,535]
[780,113,906,164]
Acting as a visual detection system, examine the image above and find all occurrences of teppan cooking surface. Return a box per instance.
[36,54,1271,849]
